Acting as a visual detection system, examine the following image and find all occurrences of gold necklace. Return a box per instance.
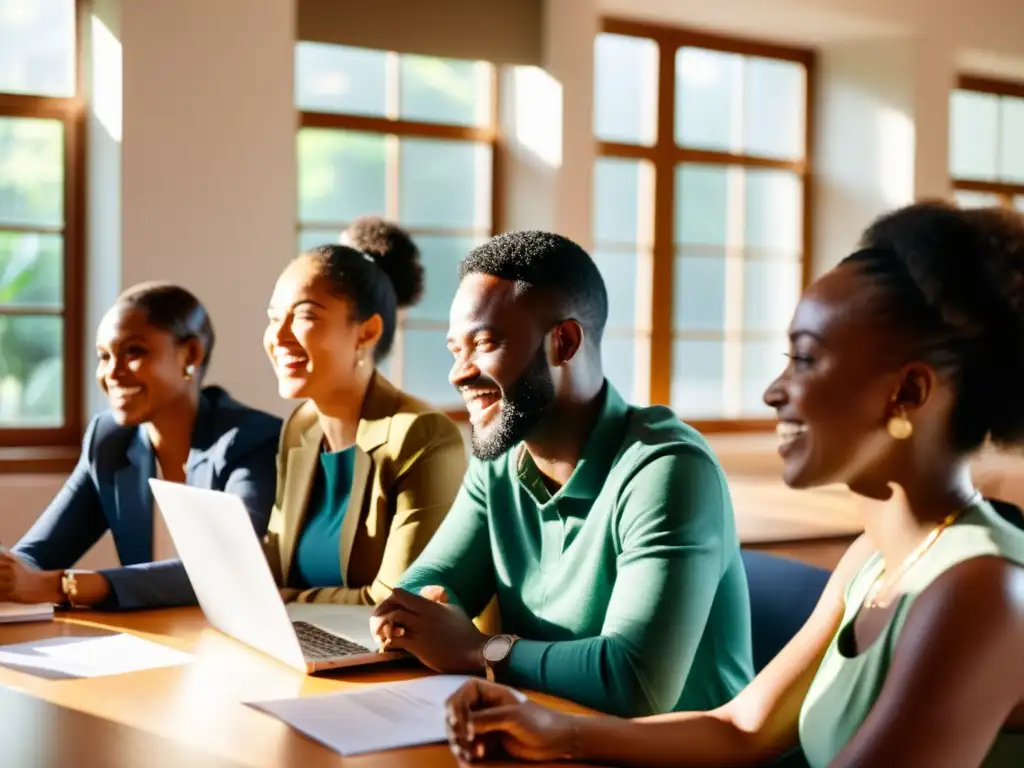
[864,510,963,610]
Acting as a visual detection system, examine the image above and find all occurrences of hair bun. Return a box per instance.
[858,202,1024,449]
[344,217,424,308]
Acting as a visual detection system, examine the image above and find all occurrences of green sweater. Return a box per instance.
[399,383,753,717]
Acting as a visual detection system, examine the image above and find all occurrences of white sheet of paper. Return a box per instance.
[248,675,524,756]
[0,633,191,679]
[0,602,53,623]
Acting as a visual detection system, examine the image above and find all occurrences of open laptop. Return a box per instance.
[149,479,402,673]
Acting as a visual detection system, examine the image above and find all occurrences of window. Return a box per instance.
[0,0,82,455]
[594,21,813,425]
[951,76,1024,209]
[295,42,497,411]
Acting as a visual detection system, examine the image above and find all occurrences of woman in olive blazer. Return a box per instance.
[263,218,466,605]
[265,373,465,604]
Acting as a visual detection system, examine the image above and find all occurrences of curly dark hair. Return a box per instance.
[847,200,1024,451]
[343,216,424,308]
[458,231,609,347]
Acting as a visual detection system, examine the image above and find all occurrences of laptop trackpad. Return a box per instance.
[285,603,378,649]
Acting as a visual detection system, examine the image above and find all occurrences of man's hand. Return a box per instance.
[370,588,488,674]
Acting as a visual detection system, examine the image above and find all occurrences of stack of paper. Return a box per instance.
[249,675,521,756]
[0,602,53,624]
[0,633,191,679]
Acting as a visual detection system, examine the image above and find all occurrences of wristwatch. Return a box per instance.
[60,570,83,608]
[482,634,519,682]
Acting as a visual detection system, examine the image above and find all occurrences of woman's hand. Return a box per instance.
[445,679,577,763]
[0,552,59,603]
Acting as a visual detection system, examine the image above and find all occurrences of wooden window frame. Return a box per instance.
[296,47,502,423]
[0,0,85,473]
[599,18,815,433]
[952,75,1024,208]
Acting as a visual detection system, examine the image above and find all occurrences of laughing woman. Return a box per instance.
[2,283,281,610]
[444,202,1024,768]
[264,217,466,605]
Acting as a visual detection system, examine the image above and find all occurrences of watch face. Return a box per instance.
[483,635,512,663]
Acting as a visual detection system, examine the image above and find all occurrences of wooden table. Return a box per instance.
[0,608,592,767]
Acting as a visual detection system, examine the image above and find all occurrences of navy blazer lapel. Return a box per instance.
[114,428,155,565]
[185,393,216,485]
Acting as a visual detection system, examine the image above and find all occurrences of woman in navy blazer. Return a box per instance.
[0,283,281,610]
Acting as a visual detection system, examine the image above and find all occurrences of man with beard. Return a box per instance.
[370,231,753,718]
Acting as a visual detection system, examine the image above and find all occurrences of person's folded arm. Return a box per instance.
[297,414,469,606]
[100,433,279,610]
[501,448,733,717]
[395,455,494,616]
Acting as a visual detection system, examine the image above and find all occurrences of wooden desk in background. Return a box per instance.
[0,609,591,768]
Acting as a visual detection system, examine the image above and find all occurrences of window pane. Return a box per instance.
[594,34,658,146]
[297,228,343,253]
[954,190,1002,209]
[0,232,63,307]
[297,129,386,225]
[405,235,481,323]
[673,253,726,331]
[0,314,63,425]
[295,43,387,116]
[593,158,653,246]
[675,165,728,246]
[671,339,725,418]
[744,57,805,159]
[741,338,785,415]
[0,117,64,227]
[746,169,802,251]
[950,90,998,180]
[675,47,742,152]
[400,55,491,127]
[0,0,75,97]
[999,96,1024,183]
[743,259,800,334]
[398,138,491,230]
[602,333,641,405]
[592,250,640,331]
[399,328,458,407]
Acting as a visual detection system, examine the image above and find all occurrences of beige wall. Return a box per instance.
[3,0,1024,559]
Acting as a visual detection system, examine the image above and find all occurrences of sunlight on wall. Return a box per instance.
[877,105,914,206]
[510,66,563,168]
[91,14,122,143]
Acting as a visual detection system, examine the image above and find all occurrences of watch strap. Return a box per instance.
[61,570,82,608]
[483,634,519,682]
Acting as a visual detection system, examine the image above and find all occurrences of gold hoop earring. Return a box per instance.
[184,364,196,381]
[887,407,913,440]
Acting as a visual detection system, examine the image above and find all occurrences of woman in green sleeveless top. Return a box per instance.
[441,202,1024,768]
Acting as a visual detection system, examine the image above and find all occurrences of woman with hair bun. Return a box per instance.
[444,202,1024,767]
[264,217,465,605]
[2,283,281,610]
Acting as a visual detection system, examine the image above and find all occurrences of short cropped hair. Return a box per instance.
[458,231,609,344]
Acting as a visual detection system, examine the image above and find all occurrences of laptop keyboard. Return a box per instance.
[293,621,370,660]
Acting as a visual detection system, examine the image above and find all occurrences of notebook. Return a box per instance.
[0,602,54,624]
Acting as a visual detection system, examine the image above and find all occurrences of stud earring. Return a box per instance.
[184,364,196,381]
[356,350,365,368]
[887,405,913,440]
